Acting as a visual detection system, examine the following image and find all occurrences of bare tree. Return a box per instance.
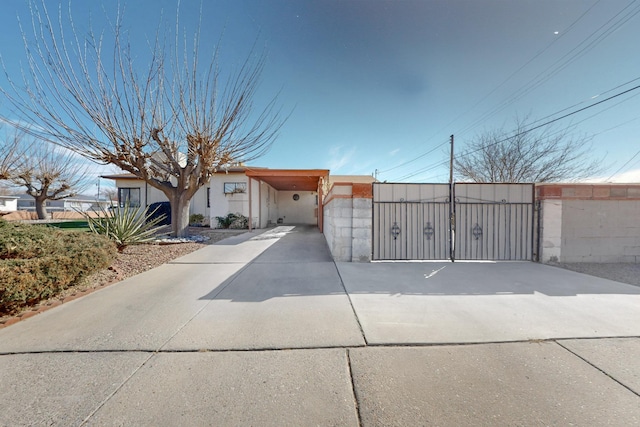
[1,1,282,236]
[10,141,90,219]
[454,117,603,183]
[103,187,118,205]
[0,129,22,181]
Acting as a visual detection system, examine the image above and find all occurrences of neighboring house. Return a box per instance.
[13,194,111,213]
[0,195,19,213]
[103,165,338,230]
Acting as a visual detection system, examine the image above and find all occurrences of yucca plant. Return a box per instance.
[80,202,167,252]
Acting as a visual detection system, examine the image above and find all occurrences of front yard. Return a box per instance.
[0,226,245,327]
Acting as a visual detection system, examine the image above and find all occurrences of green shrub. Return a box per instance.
[215,212,248,229]
[81,202,166,251]
[189,213,206,226]
[0,226,116,315]
[0,220,60,260]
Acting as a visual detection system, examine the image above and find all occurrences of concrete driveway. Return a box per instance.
[337,260,640,344]
[1,225,639,426]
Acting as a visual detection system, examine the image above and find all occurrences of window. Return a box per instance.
[207,187,211,208]
[118,187,141,207]
[223,182,247,194]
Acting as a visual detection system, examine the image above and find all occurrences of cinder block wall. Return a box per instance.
[537,184,640,263]
[323,183,372,262]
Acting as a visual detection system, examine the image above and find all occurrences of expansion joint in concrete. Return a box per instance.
[346,349,364,427]
[79,351,155,426]
[332,262,368,346]
[555,340,640,398]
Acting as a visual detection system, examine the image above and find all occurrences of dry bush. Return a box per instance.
[0,221,116,315]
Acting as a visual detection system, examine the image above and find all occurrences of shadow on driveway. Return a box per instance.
[198,227,640,303]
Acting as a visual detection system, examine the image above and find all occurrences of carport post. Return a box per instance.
[248,177,252,231]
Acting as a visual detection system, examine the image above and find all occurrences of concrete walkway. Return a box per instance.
[0,225,639,426]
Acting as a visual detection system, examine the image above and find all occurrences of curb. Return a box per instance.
[0,273,123,330]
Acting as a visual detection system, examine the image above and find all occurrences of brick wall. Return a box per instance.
[537,184,640,263]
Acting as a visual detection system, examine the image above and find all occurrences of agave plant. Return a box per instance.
[80,202,167,252]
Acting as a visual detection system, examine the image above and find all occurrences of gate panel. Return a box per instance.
[455,202,533,260]
[454,183,534,261]
[373,183,535,261]
[373,183,450,260]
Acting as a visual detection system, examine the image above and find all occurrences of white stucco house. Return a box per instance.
[13,194,111,213]
[102,165,334,230]
[0,195,19,213]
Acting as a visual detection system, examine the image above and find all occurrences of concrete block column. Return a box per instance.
[540,200,562,263]
[323,183,373,262]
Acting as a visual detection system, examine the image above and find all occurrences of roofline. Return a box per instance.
[245,168,330,178]
[101,166,270,181]
[101,174,138,180]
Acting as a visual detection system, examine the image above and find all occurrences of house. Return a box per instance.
[102,165,333,230]
[0,195,19,214]
[13,194,112,213]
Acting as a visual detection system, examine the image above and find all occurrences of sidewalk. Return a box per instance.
[0,225,638,426]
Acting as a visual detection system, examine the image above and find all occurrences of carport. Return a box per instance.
[245,169,329,231]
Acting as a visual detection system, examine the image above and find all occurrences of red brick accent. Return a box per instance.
[352,183,373,199]
[574,186,594,198]
[536,184,640,200]
[593,187,610,198]
[536,185,562,198]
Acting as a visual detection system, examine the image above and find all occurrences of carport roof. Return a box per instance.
[102,168,331,192]
[245,169,329,192]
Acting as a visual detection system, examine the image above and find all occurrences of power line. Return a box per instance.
[389,82,640,182]
[524,76,640,129]
[447,0,602,137]
[378,1,598,177]
[376,138,449,174]
[456,83,640,160]
[390,159,449,182]
[377,1,635,179]
[592,115,640,137]
[606,148,640,181]
[454,0,640,140]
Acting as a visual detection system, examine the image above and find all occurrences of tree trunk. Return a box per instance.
[168,193,191,238]
[35,196,48,220]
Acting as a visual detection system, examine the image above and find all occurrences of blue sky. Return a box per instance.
[1,0,639,187]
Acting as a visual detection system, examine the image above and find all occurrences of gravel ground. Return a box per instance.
[86,228,246,287]
[549,262,640,287]
[80,227,247,289]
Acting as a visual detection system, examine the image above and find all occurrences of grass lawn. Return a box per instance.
[46,220,90,231]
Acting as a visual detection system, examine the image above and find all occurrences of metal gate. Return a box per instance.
[373,183,535,261]
[372,183,451,260]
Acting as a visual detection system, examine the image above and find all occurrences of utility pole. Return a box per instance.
[449,134,455,262]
